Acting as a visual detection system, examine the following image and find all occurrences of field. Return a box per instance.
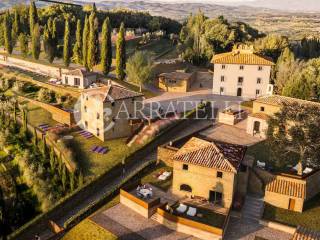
[263,193,320,231]
[69,134,134,180]
[62,219,117,240]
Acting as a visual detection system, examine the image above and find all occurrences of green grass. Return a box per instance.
[140,161,173,191]
[263,193,320,231]
[69,134,134,181]
[25,102,58,128]
[62,219,117,240]
[139,39,174,57]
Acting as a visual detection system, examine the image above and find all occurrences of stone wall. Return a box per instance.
[0,55,71,78]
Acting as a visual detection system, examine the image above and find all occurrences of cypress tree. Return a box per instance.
[3,11,13,54]
[62,165,66,191]
[31,23,40,60]
[78,171,83,188]
[63,18,71,67]
[44,18,56,63]
[82,15,89,69]
[116,22,126,80]
[101,17,112,75]
[33,127,38,146]
[72,19,82,64]
[49,147,55,172]
[69,172,74,192]
[29,1,38,36]
[18,33,28,57]
[87,11,99,71]
[12,9,20,45]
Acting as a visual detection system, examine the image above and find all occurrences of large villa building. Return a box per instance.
[212,49,274,99]
[80,84,144,141]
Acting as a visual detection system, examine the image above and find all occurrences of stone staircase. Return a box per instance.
[242,195,264,221]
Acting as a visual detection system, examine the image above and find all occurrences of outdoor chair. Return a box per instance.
[187,207,197,217]
[176,203,188,213]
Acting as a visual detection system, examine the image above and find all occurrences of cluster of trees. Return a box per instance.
[0,93,83,215]
[267,103,320,171]
[178,12,263,65]
[0,3,181,77]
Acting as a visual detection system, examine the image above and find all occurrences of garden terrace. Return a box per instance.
[157,202,228,239]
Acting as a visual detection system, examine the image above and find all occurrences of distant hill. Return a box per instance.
[233,0,320,12]
[1,0,319,40]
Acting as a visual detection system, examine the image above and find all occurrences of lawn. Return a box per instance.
[139,38,174,58]
[263,193,320,231]
[62,219,117,240]
[25,102,58,128]
[247,141,299,173]
[140,161,173,191]
[69,133,135,181]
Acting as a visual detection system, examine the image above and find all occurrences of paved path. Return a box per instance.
[91,204,197,240]
[21,120,211,240]
[143,91,245,114]
[225,217,292,240]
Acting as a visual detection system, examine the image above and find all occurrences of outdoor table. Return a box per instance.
[139,188,152,198]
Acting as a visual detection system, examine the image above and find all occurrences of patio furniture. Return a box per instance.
[158,171,172,181]
[257,160,266,169]
[176,203,188,213]
[187,207,197,217]
[139,188,152,198]
[303,167,313,174]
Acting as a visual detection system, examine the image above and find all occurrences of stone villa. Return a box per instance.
[80,84,144,141]
[62,69,97,89]
[212,49,274,99]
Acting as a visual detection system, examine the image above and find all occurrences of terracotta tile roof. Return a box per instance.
[65,68,97,77]
[83,85,144,102]
[255,95,320,108]
[266,177,306,199]
[292,226,320,240]
[212,50,274,66]
[172,137,246,173]
[249,112,270,120]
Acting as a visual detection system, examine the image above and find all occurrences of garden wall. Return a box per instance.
[0,54,69,79]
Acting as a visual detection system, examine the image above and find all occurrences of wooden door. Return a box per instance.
[289,198,295,210]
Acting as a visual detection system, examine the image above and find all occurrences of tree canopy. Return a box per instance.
[266,103,320,173]
[126,51,154,92]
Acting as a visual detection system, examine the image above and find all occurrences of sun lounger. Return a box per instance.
[91,146,98,152]
[100,148,108,154]
[187,207,197,217]
[176,204,188,213]
[94,146,103,153]
[97,147,106,154]
[303,167,313,174]
[162,171,172,177]
[38,124,49,128]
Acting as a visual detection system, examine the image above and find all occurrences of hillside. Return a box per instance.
[1,0,319,39]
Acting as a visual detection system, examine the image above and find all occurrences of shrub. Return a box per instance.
[37,88,56,103]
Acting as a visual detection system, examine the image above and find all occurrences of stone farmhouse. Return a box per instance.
[246,95,320,138]
[265,170,320,212]
[171,137,248,209]
[80,84,144,141]
[158,71,196,93]
[212,49,274,99]
[62,69,97,89]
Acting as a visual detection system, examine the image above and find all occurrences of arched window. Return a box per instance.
[180,184,192,192]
